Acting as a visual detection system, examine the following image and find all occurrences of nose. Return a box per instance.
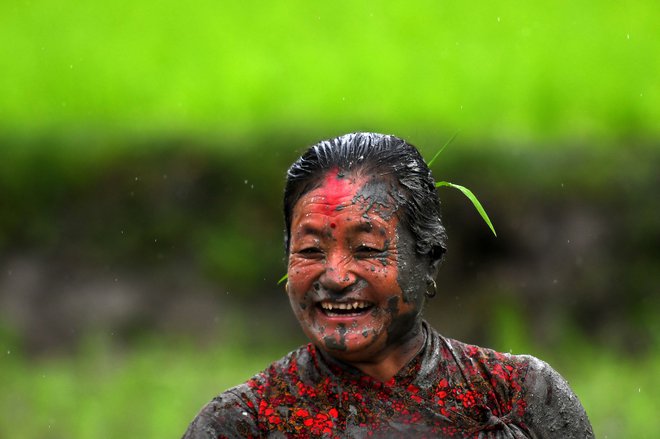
[318,251,356,293]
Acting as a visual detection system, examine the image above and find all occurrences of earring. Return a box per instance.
[425,278,437,298]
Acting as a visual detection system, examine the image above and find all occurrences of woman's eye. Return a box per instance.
[297,247,323,258]
[355,245,383,257]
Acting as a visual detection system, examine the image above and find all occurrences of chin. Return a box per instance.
[310,330,384,362]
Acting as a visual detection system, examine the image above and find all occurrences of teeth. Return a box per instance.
[320,301,370,311]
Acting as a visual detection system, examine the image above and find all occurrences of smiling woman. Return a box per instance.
[182,133,594,438]
[287,168,431,381]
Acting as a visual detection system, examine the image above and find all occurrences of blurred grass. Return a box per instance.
[1,313,658,438]
[0,0,658,143]
[0,330,286,439]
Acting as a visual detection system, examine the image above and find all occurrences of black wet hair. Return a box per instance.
[284,132,447,261]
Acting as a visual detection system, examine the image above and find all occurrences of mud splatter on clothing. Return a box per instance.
[182,322,593,438]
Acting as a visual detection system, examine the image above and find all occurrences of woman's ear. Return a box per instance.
[423,256,442,299]
[428,255,442,280]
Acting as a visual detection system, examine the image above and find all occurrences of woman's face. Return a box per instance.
[287,169,432,364]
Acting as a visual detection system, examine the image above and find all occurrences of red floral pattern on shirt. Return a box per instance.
[183,322,592,438]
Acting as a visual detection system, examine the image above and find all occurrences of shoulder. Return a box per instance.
[181,383,258,439]
[519,355,595,438]
[181,344,314,439]
[440,335,531,383]
[438,334,593,437]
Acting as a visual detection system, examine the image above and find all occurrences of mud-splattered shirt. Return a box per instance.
[182,322,593,438]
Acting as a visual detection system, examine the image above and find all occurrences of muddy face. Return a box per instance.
[287,169,432,364]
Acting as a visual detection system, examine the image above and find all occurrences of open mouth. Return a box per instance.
[317,300,374,317]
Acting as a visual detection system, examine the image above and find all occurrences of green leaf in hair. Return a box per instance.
[435,181,497,236]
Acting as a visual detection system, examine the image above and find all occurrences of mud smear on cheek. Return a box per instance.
[384,296,404,338]
[298,291,313,310]
[323,324,347,351]
[387,296,400,314]
[395,226,426,305]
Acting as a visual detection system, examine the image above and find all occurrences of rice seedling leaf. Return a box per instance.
[435,181,497,236]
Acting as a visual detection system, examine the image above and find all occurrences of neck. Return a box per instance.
[349,323,427,382]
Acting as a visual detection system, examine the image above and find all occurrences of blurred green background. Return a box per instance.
[1,0,658,437]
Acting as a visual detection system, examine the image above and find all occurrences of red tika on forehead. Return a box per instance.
[316,168,355,211]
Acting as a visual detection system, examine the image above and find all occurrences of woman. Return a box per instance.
[183,133,594,438]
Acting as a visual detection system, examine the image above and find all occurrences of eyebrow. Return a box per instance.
[297,220,376,236]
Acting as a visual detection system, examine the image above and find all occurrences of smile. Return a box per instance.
[318,300,373,316]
